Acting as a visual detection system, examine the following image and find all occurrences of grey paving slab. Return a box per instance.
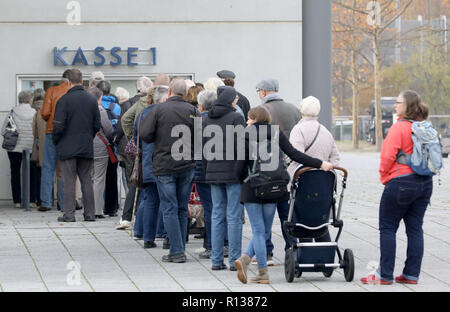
[0,152,448,292]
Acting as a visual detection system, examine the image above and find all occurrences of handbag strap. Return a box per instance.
[96,133,117,163]
[136,112,144,155]
[304,125,321,153]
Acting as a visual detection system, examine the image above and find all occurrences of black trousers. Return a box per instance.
[30,162,41,204]
[7,152,22,204]
[104,159,119,215]
[121,184,136,222]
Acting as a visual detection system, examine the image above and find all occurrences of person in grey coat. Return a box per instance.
[87,87,114,218]
[2,90,36,207]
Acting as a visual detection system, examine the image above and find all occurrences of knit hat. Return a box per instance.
[300,96,321,117]
[217,70,236,79]
[256,78,279,92]
[217,86,237,106]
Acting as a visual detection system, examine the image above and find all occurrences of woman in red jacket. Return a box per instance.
[361,90,432,285]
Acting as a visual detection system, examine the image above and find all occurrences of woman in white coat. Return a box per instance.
[2,90,36,207]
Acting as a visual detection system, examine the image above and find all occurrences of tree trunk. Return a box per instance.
[351,0,359,149]
[351,50,359,149]
[374,29,383,152]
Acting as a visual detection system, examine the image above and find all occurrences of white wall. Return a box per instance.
[0,0,302,199]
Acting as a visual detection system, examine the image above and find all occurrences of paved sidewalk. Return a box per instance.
[0,152,449,292]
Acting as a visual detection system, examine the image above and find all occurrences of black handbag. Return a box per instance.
[2,110,19,151]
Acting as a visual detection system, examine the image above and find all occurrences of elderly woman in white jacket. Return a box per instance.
[287,96,340,179]
[2,90,36,207]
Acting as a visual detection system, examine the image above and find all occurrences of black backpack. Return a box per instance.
[244,136,290,200]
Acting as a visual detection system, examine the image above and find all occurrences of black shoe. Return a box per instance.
[57,202,61,211]
[57,216,76,222]
[75,202,83,210]
[212,263,227,270]
[144,241,157,249]
[162,253,186,263]
[163,237,170,249]
[95,215,105,219]
[229,266,237,271]
[84,216,96,222]
[108,212,118,217]
[38,206,51,212]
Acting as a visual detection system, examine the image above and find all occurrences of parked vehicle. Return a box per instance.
[440,126,450,158]
[366,97,396,145]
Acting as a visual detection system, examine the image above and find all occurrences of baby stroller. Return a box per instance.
[283,166,354,282]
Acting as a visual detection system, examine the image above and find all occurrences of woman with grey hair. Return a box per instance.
[193,89,218,259]
[87,87,114,218]
[2,90,36,208]
[114,87,130,104]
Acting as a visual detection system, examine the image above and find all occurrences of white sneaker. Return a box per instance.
[30,203,37,208]
[195,247,206,254]
[251,256,274,266]
[14,203,20,208]
[116,220,131,230]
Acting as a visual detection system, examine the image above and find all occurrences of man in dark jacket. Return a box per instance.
[203,86,246,271]
[217,70,251,121]
[140,78,199,263]
[52,69,101,222]
[256,78,301,264]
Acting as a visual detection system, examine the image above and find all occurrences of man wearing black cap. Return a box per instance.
[217,70,250,121]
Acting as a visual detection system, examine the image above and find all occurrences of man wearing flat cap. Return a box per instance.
[256,78,300,138]
[217,70,250,121]
[255,77,301,265]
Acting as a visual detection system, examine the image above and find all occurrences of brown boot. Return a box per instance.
[250,267,270,284]
[234,254,251,284]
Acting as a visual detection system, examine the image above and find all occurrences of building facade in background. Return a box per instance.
[0,0,303,199]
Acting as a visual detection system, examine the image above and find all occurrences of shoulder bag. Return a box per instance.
[2,110,19,151]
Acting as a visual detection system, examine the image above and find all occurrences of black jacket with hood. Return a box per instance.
[203,86,246,184]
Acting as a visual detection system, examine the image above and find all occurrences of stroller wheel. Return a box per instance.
[284,248,295,283]
[343,249,355,282]
[323,269,333,278]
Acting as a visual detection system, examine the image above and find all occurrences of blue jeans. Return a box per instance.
[156,169,194,256]
[377,174,433,282]
[210,183,242,267]
[196,183,213,250]
[134,183,160,242]
[244,202,277,268]
[40,134,64,209]
[266,200,290,255]
[156,208,167,238]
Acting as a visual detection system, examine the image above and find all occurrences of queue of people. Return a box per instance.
[2,68,436,286]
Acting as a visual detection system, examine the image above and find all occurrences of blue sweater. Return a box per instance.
[134,105,157,183]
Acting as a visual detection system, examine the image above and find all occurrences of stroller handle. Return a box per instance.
[294,166,348,181]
